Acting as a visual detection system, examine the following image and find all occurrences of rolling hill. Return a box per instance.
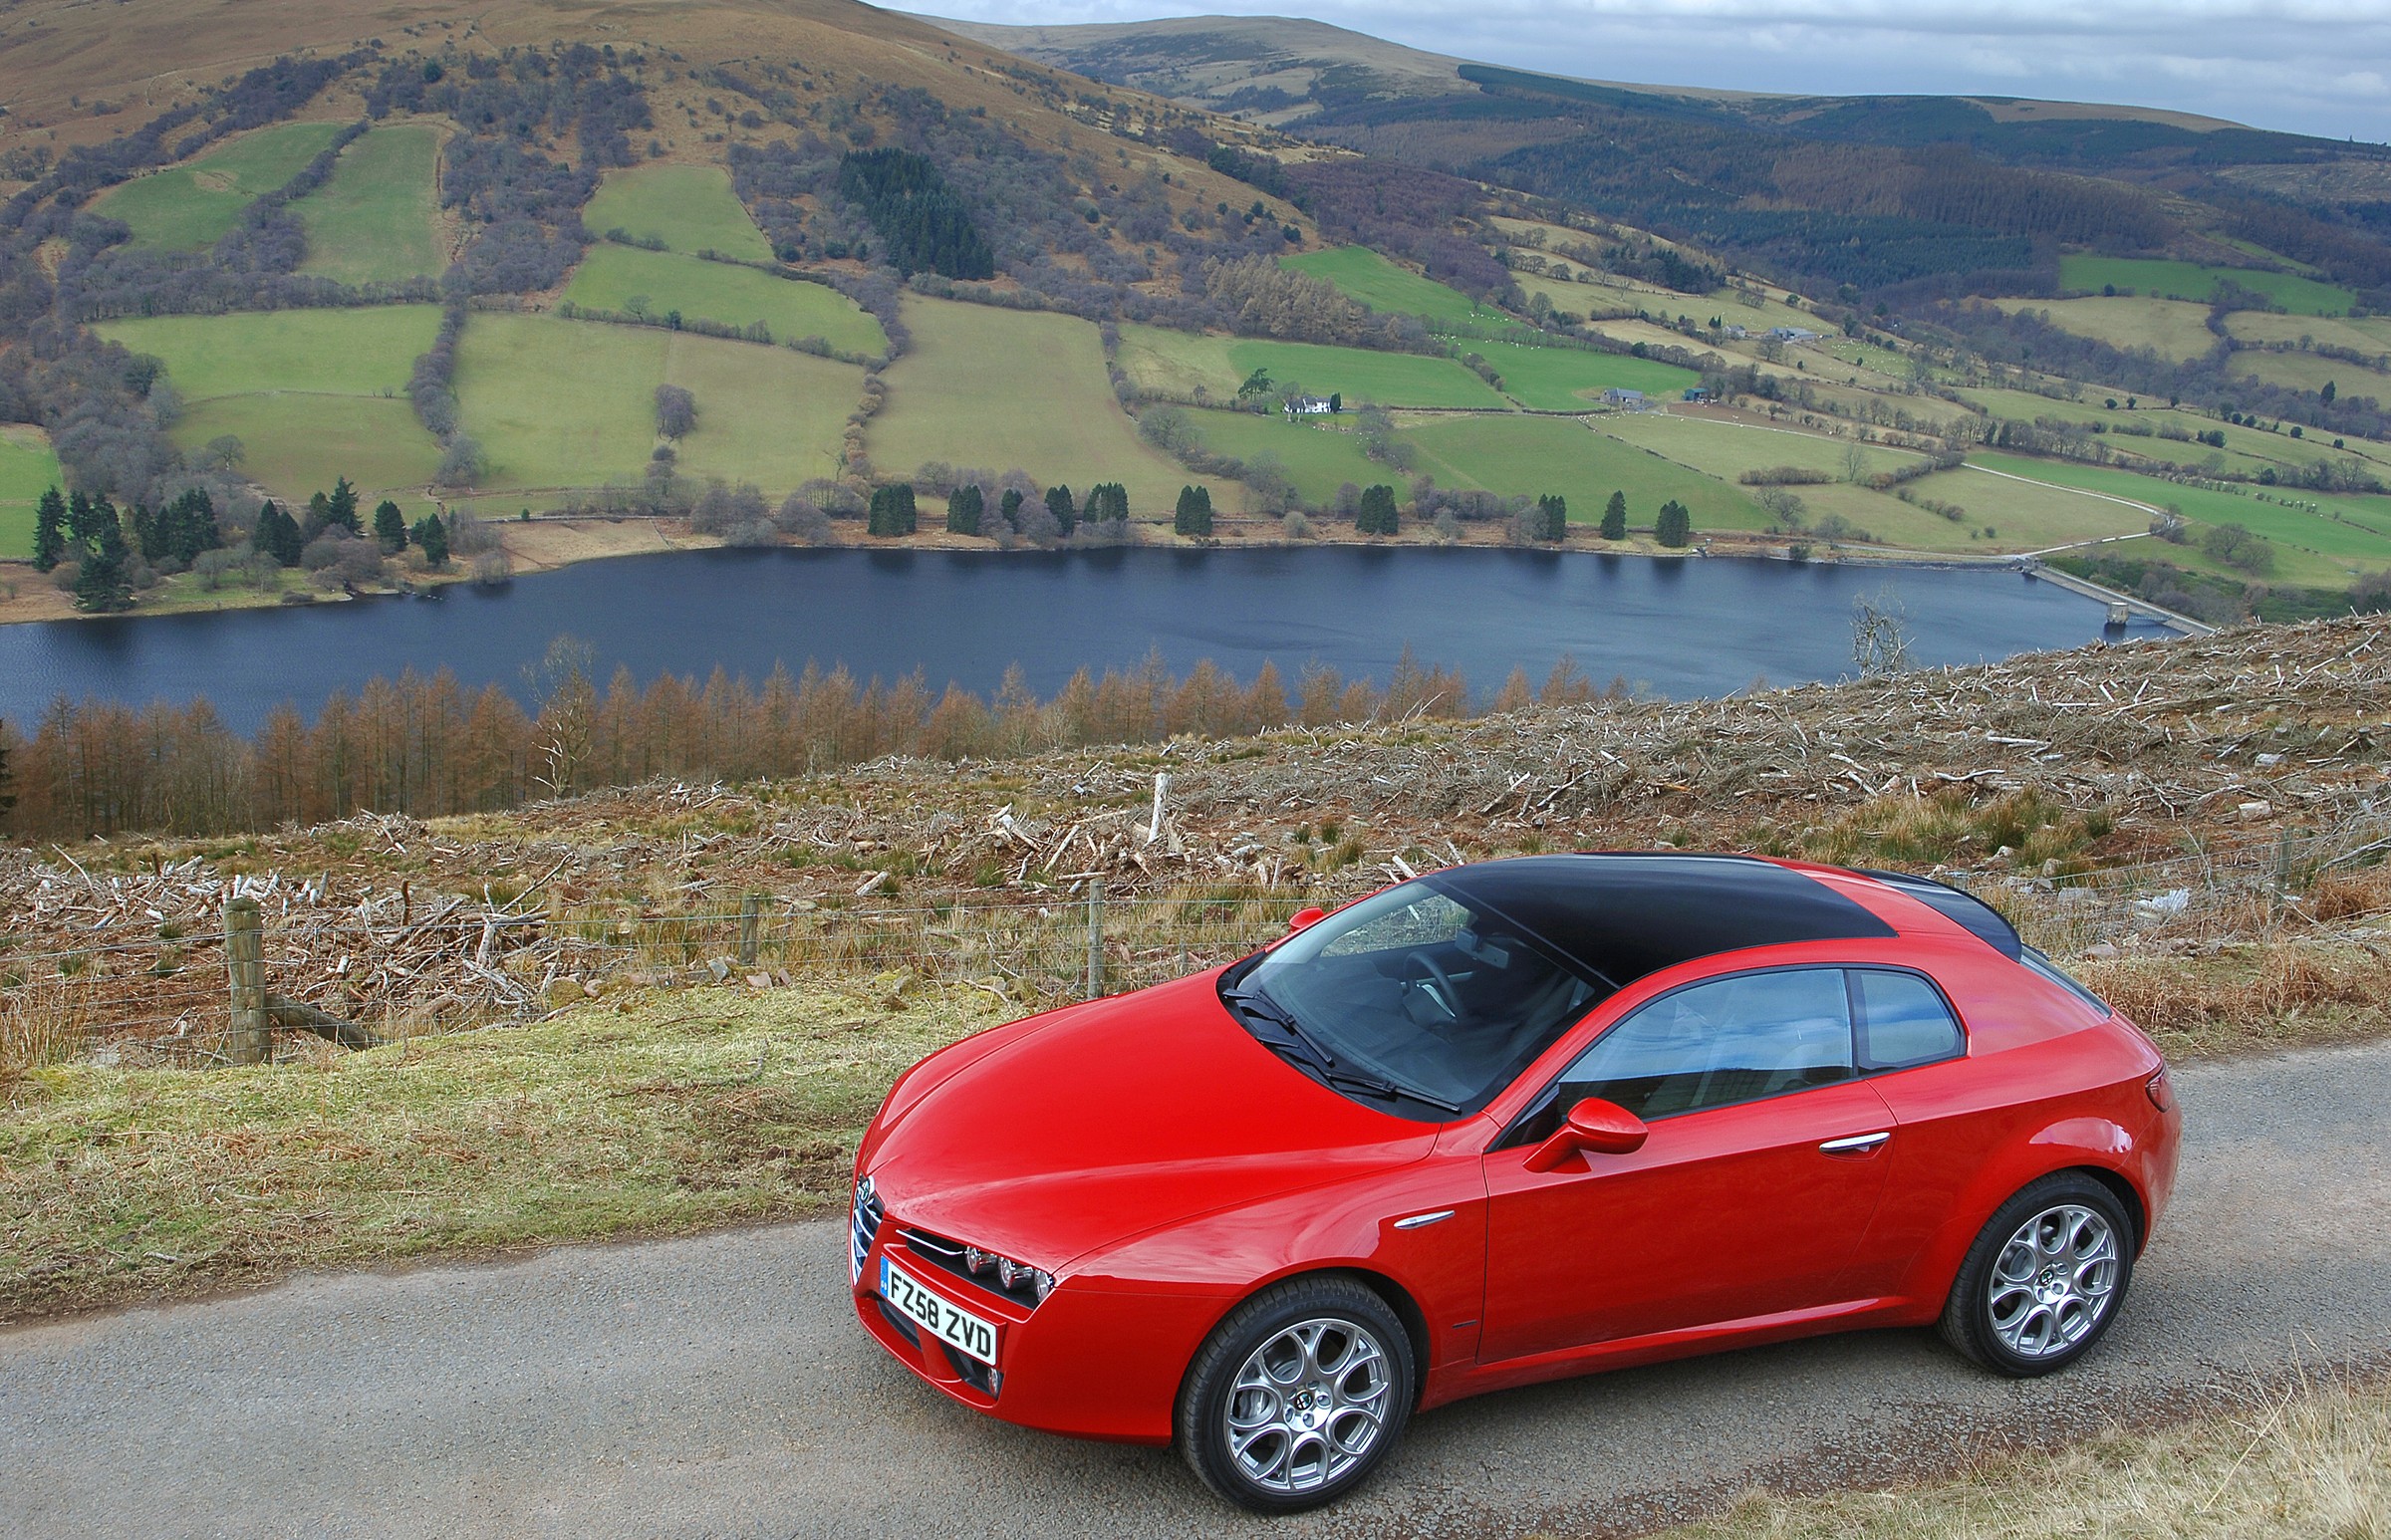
[0,0,2387,637]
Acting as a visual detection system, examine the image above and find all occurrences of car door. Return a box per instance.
[1479,965,1898,1364]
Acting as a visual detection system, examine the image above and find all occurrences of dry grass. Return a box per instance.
[1653,1371,2390,1540]
[0,976,1005,1323]
[2075,939,2391,1059]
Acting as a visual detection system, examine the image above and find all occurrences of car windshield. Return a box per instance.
[1223,878,1609,1120]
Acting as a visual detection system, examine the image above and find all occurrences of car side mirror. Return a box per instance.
[1523,1098,1650,1173]
[1287,906,1327,934]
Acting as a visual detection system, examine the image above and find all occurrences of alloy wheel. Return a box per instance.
[1222,1316,1395,1495]
[1987,1202,2120,1360]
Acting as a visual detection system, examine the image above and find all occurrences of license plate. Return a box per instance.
[881,1256,998,1365]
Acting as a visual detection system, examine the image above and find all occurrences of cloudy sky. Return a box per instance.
[930,1,2391,142]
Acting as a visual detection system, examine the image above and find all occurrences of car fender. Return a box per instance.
[1072,1147,1489,1385]
[1895,1107,2154,1306]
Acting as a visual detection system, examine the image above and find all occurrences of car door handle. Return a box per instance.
[1819,1132,1891,1155]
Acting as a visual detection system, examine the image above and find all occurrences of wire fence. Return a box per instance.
[6,813,2390,1071]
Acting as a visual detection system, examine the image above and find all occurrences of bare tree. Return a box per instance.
[654,385,697,441]
[1851,589,1914,677]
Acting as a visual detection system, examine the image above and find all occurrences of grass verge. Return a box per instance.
[0,976,1006,1324]
[5,931,2386,1326]
[1649,1371,2388,1540]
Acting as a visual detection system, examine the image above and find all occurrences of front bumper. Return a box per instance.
[849,1193,1232,1445]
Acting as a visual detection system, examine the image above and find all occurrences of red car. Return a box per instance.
[850,854,2180,1512]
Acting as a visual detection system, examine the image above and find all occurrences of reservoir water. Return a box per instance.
[0,546,2150,734]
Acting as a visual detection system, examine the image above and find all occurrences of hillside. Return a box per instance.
[9,612,2391,1322]
[0,0,2388,645]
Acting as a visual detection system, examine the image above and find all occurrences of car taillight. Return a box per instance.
[2145,1070,2175,1113]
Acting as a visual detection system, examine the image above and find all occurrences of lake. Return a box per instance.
[0,546,2151,734]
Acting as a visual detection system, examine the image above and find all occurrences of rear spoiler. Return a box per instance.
[1855,870,2023,960]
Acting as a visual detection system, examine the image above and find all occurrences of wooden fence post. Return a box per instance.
[738,893,764,966]
[225,896,268,1066]
[1086,880,1106,1001]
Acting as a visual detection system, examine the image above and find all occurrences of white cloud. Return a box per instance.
[929,0,2391,139]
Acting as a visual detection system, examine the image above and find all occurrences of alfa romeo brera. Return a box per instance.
[849,854,2180,1511]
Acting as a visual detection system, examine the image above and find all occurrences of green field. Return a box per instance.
[1184,408,1390,504]
[96,308,448,515]
[292,124,443,285]
[1992,296,2220,363]
[664,333,863,490]
[562,245,887,357]
[1400,414,1762,529]
[870,297,1225,516]
[99,307,441,400]
[1476,340,1701,410]
[90,122,347,250]
[0,425,65,560]
[2057,256,2356,318]
[1972,452,2391,578]
[1114,324,1505,408]
[172,395,443,518]
[2231,349,2391,401]
[2224,312,2391,359]
[1281,247,1521,332]
[583,165,771,261]
[1597,416,1924,483]
[452,313,858,493]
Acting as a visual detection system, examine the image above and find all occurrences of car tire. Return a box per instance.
[1177,1275,1415,1514]
[1940,1171,2135,1377]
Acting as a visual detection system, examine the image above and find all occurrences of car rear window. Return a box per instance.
[2021,946,2113,1015]
[1853,969,1964,1070]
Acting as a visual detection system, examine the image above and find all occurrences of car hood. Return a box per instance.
[865,970,1439,1273]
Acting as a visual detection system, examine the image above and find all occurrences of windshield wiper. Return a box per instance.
[1225,985,1462,1113]
[1223,984,1341,1070]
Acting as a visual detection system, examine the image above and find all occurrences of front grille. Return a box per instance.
[875,1297,921,1348]
[942,1343,998,1396]
[901,1226,1046,1310]
[849,1177,885,1283]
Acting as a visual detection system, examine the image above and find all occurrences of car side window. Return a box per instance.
[1550,967,1856,1123]
[1853,969,1965,1071]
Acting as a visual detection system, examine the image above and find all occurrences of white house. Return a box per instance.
[1284,395,1333,417]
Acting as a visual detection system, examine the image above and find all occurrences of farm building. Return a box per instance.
[1601,387,1646,407]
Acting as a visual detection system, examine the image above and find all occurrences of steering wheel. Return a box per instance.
[1407,953,1461,1023]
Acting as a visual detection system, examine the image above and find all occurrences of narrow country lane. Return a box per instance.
[6,1040,2387,1540]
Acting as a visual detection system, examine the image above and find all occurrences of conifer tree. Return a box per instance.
[998,487,1024,531]
[1600,489,1629,541]
[412,515,450,568]
[1655,499,1693,548]
[1175,484,1213,537]
[73,502,133,613]
[255,502,305,567]
[31,486,66,573]
[326,477,361,533]
[130,501,162,563]
[66,490,102,544]
[1536,493,1567,542]
[1045,483,1077,536]
[945,484,983,536]
[869,483,919,537]
[162,488,220,565]
[374,499,408,553]
[1358,483,1399,536]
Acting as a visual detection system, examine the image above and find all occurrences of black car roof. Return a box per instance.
[1854,869,2023,959]
[1420,853,1899,991]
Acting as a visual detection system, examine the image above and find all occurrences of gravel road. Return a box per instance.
[6,1040,2388,1540]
